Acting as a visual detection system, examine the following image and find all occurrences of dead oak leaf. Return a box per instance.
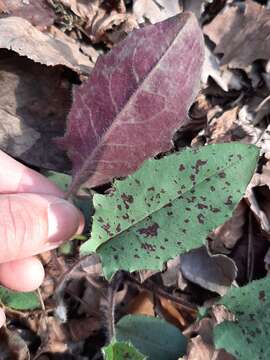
[204,0,270,69]
[0,16,92,73]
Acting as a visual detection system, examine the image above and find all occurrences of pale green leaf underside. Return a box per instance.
[103,341,146,360]
[116,315,186,360]
[0,286,40,310]
[214,277,270,360]
[82,143,258,279]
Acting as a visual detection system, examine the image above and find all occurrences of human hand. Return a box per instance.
[0,151,84,327]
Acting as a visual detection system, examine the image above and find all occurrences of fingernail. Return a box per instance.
[48,200,81,245]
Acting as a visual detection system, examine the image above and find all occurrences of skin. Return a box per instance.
[0,151,84,327]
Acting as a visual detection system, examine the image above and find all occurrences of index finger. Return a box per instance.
[0,151,64,196]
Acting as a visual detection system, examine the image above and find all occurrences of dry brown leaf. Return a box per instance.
[180,247,237,296]
[0,327,30,360]
[0,16,92,73]
[127,291,155,317]
[0,0,55,30]
[209,201,247,253]
[0,52,71,171]
[60,0,137,44]
[158,297,186,328]
[246,155,270,233]
[204,0,270,69]
[184,335,214,360]
[181,306,236,360]
[207,107,239,143]
[202,45,244,92]
[133,0,182,24]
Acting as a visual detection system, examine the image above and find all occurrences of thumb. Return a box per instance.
[0,193,82,263]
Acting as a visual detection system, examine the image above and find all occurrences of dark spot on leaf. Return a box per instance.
[116,224,121,232]
[97,217,104,223]
[160,188,165,193]
[190,174,195,182]
[134,254,140,259]
[114,255,118,260]
[138,223,159,237]
[210,186,215,192]
[167,211,173,216]
[155,256,160,259]
[179,164,186,171]
[259,290,265,302]
[197,203,208,209]
[135,179,140,185]
[200,196,206,201]
[141,243,156,252]
[197,214,205,224]
[210,205,220,213]
[102,223,113,236]
[121,193,134,209]
[218,171,226,178]
[237,154,243,160]
[164,238,169,242]
[160,245,165,250]
[147,186,155,191]
[194,159,208,174]
[117,204,122,210]
[224,195,233,206]
[123,213,129,220]
[185,207,191,211]
[177,241,182,246]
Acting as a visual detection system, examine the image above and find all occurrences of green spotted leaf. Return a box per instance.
[115,315,186,360]
[82,143,259,279]
[0,286,40,310]
[103,341,146,360]
[214,277,270,360]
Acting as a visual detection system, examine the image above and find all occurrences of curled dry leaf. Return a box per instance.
[246,154,270,233]
[0,0,55,30]
[59,0,137,45]
[209,201,247,253]
[58,13,204,193]
[207,107,239,144]
[181,307,235,360]
[0,16,92,73]
[180,246,237,296]
[204,0,270,69]
[133,0,182,24]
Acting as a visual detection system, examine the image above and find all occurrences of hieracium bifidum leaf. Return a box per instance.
[57,12,204,194]
[81,143,259,279]
[214,277,270,360]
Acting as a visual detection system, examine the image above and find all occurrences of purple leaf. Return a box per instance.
[57,12,204,194]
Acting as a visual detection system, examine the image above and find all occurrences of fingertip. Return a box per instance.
[0,257,45,292]
[48,199,82,245]
[0,309,6,328]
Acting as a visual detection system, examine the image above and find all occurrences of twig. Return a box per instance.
[104,272,123,343]
[247,210,255,282]
[126,274,197,313]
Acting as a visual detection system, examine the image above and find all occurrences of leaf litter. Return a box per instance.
[1,1,270,359]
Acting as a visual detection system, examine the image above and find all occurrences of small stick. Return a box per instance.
[126,275,197,313]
